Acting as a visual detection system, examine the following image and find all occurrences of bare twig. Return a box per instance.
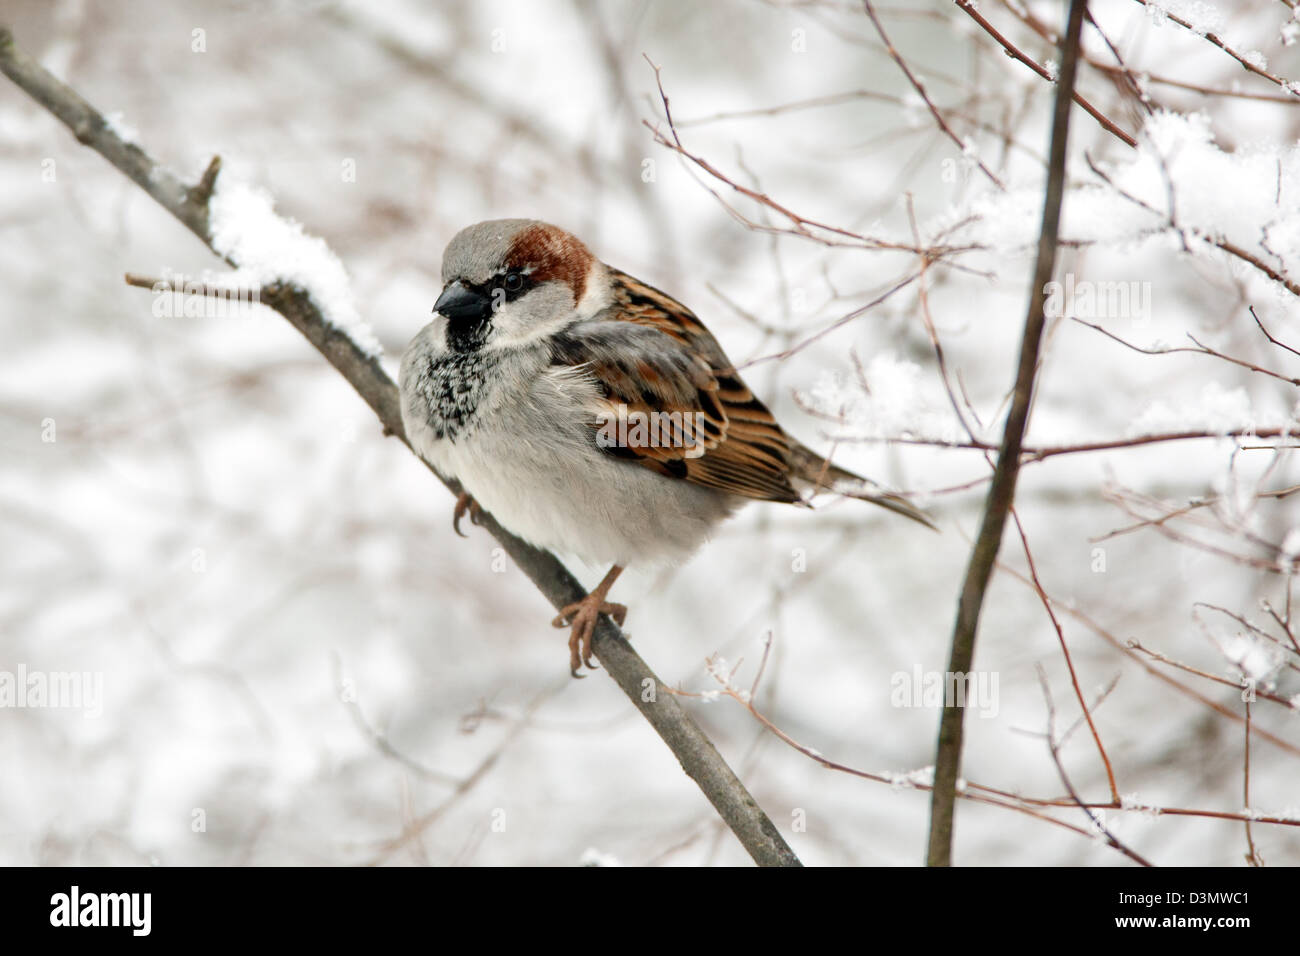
[1002,0,1300,105]
[906,193,978,443]
[1244,698,1264,866]
[1083,152,1300,299]
[1251,306,1300,359]
[862,1,1006,186]
[684,639,1299,863]
[678,642,1146,857]
[124,271,260,300]
[996,561,1300,757]
[1012,510,1122,804]
[830,428,1300,460]
[1102,485,1293,575]
[1194,603,1300,669]
[1129,0,1298,92]
[365,680,560,864]
[927,0,1089,867]
[1127,640,1294,707]
[1074,317,1300,388]
[955,0,1139,147]
[1034,666,1153,866]
[641,56,950,255]
[736,270,923,369]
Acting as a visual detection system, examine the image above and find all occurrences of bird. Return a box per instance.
[399,219,934,675]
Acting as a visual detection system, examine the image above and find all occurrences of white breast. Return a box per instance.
[405,361,738,569]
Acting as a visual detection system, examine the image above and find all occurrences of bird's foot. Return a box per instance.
[552,596,628,677]
[452,492,483,537]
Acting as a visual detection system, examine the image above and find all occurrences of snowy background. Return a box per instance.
[3,0,1300,865]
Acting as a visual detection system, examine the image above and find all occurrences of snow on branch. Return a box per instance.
[209,181,382,358]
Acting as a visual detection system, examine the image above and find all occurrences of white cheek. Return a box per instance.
[483,293,575,351]
[574,263,612,319]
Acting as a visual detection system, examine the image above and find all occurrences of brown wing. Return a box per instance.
[548,268,800,503]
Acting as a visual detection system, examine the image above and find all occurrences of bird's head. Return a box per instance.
[433,219,608,352]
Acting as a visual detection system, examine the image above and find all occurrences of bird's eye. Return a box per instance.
[503,272,524,292]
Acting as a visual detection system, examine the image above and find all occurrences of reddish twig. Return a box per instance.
[956,0,1139,147]
[1012,510,1122,804]
[863,0,1007,187]
[1034,666,1152,865]
[1074,317,1300,388]
[1130,0,1298,92]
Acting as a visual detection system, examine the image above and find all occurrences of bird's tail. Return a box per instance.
[790,443,938,531]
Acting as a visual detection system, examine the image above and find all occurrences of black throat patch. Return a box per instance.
[446,316,491,353]
[416,348,495,441]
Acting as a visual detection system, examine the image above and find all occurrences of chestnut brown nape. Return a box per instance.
[505,223,593,303]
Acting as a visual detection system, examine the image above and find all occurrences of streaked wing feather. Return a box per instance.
[549,269,800,503]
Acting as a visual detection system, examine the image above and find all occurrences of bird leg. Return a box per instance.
[452,491,483,537]
[552,565,627,676]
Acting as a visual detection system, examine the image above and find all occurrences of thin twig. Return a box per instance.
[1251,306,1300,359]
[995,561,1300,758]
[1127,641,1294,707]
[955,0,1138,147]
[684,641,1299,862]
[1012,510,1122,804]
[862,1,1006,187]
[1244,697,1264,866]
[927,0,1089,867]
[1083,152,1300,299]
[1074,317,1300,388]
[1035,666,1153,866]
[1129,0,1298,92]
[641,55,952,255]
[1003,0,1300,105]
[832,428,1300,460]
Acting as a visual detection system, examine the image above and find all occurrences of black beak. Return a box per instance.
[434,281,493,321]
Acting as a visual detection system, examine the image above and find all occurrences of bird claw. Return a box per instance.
[553,597,628,676]
[452,492,483,537]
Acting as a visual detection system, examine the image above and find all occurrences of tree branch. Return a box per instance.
[862,1,1008,187]
[1128,0,1298,92]
[829,428,1300,461]
[955,0,1138,148]
[0,24,800,868]
[925,0,1089,867]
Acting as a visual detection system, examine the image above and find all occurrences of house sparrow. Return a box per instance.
[400,219,933,675]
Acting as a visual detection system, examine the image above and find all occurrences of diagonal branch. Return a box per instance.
[0,25,800,868]
[1010,509,1121,806]
[861,1,1007,188]
[925,0,1089,867]
[955,0,1138,148]
[1128,0,1297,92]
[1034,666,1152,866]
